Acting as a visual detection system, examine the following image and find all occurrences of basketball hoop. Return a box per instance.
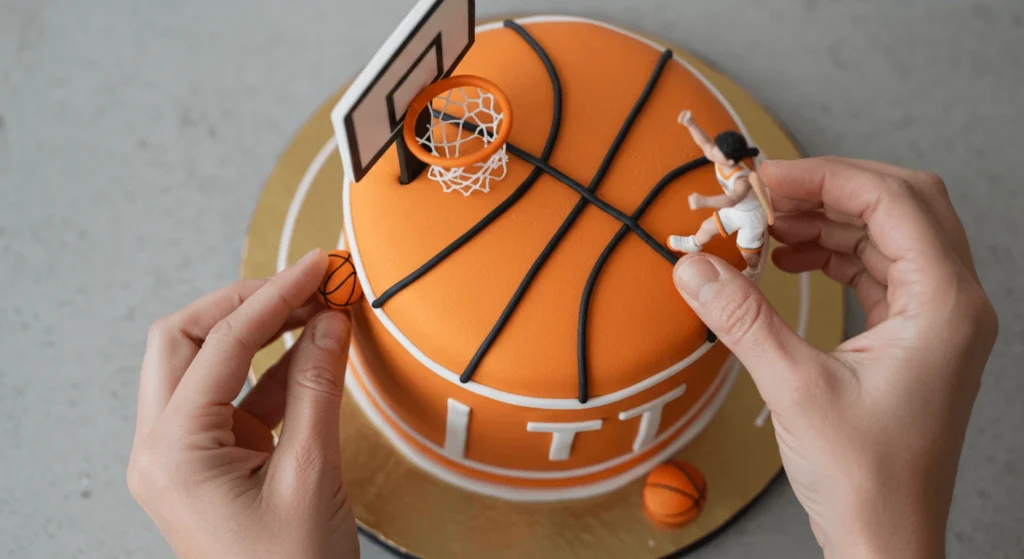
[403,75,513,196]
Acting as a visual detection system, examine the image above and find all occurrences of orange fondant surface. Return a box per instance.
[345,20,751,483]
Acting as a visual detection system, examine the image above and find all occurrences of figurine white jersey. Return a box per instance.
[713,163,766,251]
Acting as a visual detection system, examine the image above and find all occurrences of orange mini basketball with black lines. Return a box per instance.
[319,249,363,309]
[642,460,707,527]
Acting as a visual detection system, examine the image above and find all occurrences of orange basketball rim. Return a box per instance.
[403,75,513,168]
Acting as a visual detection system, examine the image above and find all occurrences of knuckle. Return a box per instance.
[965,289,999,336]
[943,282,999,345]
[713,286,768,343]
[126,459,144,500]
[915,170,948,192]
[126,448,172,501]
[275,445,333,496]
[146,317,172,344]
[269,289,295,317]
[852,233,870,259]
[847,267,868,289]
[295,364,344,399]
[982,301,1000,339]
[885,175,915,198]
[207,318,254,354]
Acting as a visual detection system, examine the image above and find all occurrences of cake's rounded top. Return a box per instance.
[345,19,747,406]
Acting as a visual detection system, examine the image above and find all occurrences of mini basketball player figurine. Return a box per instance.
[668,110,774,279]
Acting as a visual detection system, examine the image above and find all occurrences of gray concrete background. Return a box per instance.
[1,0,1021,557]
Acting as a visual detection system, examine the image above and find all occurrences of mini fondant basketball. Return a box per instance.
[318,249,363,309]
[642,460,707,527]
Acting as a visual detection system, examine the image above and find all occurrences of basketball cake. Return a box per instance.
[319,0,776,504]
[241,0,849,553]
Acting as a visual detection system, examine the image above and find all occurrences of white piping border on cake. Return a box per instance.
[344,347,741,501]
[280,16,810,410]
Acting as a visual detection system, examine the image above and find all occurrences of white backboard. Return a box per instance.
[331,0,476,183]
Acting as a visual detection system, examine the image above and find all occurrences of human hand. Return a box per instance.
[688,192,705,210]
[127,249,360,559]
[678,110,694,127]
[672,157,997,558]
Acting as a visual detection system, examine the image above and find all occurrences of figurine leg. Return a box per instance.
[740,250,762,280]
[693,218,721,246]
[741,249,761,271]
[667,218,721,253]
[667,216,733,253]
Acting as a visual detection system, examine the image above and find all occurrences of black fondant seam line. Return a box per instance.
[575,156,711,402]
[427,106,677,264]
[671,459,707,503]
[426,107,678,264]
[460,48,674,384]
[505,145,677,264]
[371,20,564,309]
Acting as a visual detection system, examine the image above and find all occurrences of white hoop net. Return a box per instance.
[417,86,509,196]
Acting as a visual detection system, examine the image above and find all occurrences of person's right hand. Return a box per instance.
[678,109,694,127]
[672,157,997,558]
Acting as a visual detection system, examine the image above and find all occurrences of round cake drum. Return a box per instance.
[243,15,843,558]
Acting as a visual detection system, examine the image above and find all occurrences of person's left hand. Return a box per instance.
[127,249,360,559]
[689,192,705,210]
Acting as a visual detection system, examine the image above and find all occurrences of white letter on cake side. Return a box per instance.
[526,420,603,461]
[618,383,688,452]
[443,398,471,458]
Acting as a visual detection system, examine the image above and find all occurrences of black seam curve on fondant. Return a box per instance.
[504,145,677,263]
[576,156,711,402]
[425,109,677,266]
[645,481,701,503]
[459,49,674,384]
[370,19,563,310]
[426,110,677,265]
[671,459,707,503]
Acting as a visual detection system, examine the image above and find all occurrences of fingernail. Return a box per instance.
[296,248,323,266]
[674,257,721,303]
[312,311,348,351]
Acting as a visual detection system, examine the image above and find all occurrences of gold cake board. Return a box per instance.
[242,22,843,559]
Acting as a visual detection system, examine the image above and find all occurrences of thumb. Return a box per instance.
[673,254,823,407]
[274,310,352,477]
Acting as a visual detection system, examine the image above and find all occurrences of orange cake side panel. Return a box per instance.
[351,300,734,480]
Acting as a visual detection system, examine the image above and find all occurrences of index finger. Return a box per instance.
[760,158,949,266]
[168,249,329,411]
[134,282,323,447]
